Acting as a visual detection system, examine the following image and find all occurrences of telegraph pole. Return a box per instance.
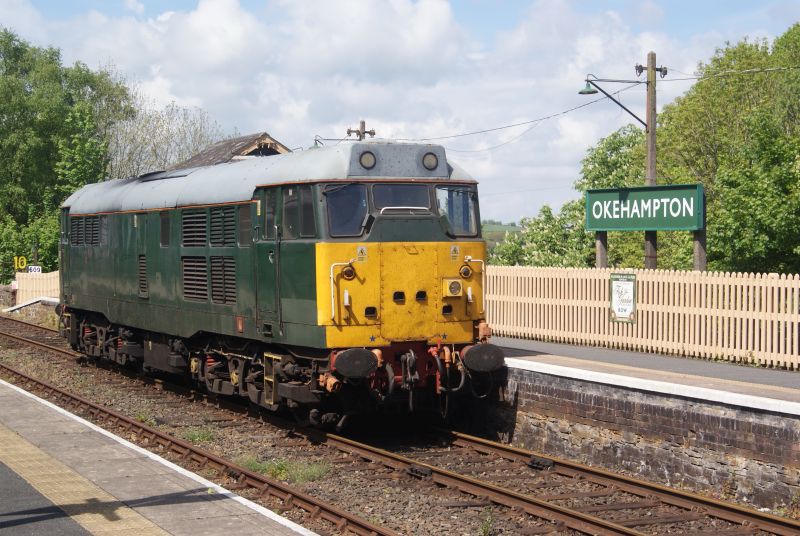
[643,51,659,270]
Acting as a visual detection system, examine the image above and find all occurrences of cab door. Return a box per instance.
[255,188,279,336]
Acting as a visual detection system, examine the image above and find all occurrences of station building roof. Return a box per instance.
[63,141,474,216]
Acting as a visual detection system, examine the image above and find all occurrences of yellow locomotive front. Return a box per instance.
[309,147,505,417]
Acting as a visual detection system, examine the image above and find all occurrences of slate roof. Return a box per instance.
[167,132,291,171]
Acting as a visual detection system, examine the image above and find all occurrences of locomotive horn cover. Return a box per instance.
[333,348,378,378]
[462,344,505,373]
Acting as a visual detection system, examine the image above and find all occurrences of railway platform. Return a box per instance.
[0,379,316,536]
[497,336,800,413]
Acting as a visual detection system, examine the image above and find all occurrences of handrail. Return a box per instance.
[378,206,429,214]
[464,256,486,315]
[330,259,357,321]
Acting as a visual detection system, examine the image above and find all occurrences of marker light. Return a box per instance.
[360,151,376,169]
[422,152,438,170]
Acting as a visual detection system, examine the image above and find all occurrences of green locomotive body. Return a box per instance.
[59,141,505,423]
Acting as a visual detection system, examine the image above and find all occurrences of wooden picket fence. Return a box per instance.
[15,271,60,304]
[486,266,800,369]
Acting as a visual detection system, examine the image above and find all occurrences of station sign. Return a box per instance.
[585,184,704,231]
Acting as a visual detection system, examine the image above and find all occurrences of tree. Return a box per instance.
[107,91,228,179]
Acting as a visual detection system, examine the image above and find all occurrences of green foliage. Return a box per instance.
[182,427,215,443]
[492,23,800,273]
[0,28,131,282]
[235,455,331,483]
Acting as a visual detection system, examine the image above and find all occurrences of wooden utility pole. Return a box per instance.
[644,51,658,270]
[596,232,608,268]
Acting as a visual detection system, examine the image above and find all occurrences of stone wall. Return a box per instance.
[469,367,800,511]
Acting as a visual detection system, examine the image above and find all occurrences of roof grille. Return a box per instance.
[138,255,149,298]
[182,256,208,301]
[182,210,207,247]
[211,256,236,304]
[210,207,236,247]
[70,217,84,246]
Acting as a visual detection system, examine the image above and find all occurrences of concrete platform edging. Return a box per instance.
[0,378,317,536]
[506,357,800,417]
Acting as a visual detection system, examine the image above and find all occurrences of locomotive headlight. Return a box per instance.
[459,265,473,279]
[342,265,356,280]
[422,152,438,170]
[443,278,463,297]
[360,151,376,170]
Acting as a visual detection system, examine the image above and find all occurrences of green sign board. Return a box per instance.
[585,184,705,231]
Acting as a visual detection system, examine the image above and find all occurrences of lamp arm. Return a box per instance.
[586,80,647,128]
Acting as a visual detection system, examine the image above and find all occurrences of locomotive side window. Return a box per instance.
[283,187,300,239]
[373,184,430,209]
[325,183,367,237]
[264,189,277,239]
[160,211,170,247]
[300,185,316,237]
[436,186,478,236]
[238,204,252,246]
[282,185,316,239]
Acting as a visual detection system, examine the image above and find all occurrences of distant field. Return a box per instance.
[482,222,520,250]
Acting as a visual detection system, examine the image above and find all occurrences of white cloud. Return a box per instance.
[2,0,785,222]
[123,0,144,16]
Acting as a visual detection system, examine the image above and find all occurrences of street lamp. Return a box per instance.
[579,52,668,270]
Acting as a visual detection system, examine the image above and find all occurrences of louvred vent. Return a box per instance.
[138,255,148,298]
[182,210,207,247]
[86,216,100,245]
[210,207,236,246]
[70,217,84,245]
[182,256,208,301]
[211,256,236,304]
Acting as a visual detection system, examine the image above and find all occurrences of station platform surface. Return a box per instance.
[0,379,316,536]
[497,336,800,415]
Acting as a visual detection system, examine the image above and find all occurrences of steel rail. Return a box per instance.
[3,320,799,534]
[314,432,642,536]
[438,431,800,535]
[0,314,59,333]
[0,361,396,536]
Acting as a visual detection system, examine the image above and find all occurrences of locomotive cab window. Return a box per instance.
[372,184,430,210]
[282,185,316,239]
[436,186,478,236]
[325,183,368,237]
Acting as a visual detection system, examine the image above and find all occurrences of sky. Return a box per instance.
[2,0,799,222]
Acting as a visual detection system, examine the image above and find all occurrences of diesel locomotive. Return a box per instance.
[58,141,505,427]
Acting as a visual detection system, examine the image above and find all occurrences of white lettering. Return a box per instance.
[603,200,612,219]
[669,198,681,217]
[612,200,620,218]
[592,201,603,219]
[641,199,651,218]
[661,198,670,217]
[620,200,630,218]
[682,197,693,216]
[652,199,660,216]
[631,200,640,218]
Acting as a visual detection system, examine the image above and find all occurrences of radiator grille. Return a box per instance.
[182,210,207,247]
[210,207,236,246]
[211,256,236,304]
[182,256,208,301]
[70,217,84,245]
[86,216,100,245]
[137,255,148,298]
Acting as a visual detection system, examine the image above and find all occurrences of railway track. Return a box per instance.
[1,314,799,535]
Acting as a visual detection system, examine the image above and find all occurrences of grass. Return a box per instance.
[235,454,331,483]
[134,411,157,427]
[479,506,495,536]
[182,426,216,443]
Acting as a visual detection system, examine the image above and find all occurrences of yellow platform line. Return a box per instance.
[0,423,169,536]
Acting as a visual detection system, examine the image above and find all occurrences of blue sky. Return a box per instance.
[3,0,799,222]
